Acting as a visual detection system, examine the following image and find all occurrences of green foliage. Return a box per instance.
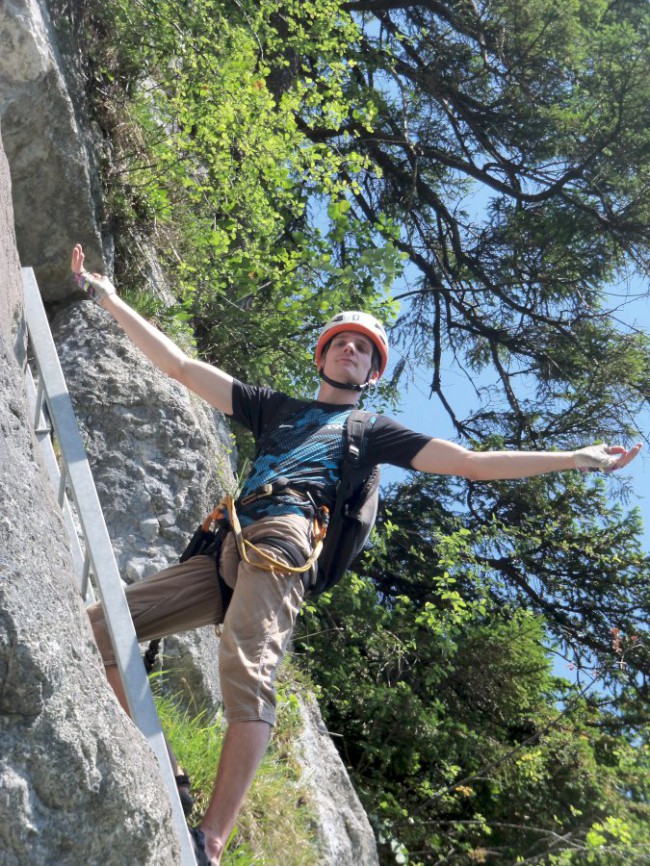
[371,468,650,727]
[55,0,650,432]
[119,286,197,354]
[296,468,650,864]
[308,0,650,443]
[57,0,403,393]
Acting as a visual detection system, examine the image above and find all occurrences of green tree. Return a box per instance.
[296,472,650,864]
[370,469,650,692]
[53,0,402,393]
[55,0,650,438]
[297,0,650,448]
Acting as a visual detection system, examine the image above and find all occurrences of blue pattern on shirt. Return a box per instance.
[237,404,353,526]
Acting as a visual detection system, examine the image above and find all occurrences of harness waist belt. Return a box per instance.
[238,480,316,509]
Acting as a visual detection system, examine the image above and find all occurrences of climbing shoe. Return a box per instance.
[175,773,195,817]
[189,827,211,866]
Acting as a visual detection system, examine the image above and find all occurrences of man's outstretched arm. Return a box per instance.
[410,437,642,479]
[71,244,234,415]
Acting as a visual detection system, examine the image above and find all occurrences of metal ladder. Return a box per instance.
[21,267,198,866]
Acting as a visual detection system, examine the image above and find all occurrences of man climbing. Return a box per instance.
[71,244,641,866]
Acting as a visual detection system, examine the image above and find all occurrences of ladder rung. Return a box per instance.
[57,464,67,507]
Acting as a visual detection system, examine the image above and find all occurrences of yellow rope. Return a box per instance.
[217,494,328,575]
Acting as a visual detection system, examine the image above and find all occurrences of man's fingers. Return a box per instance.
[575,442,642,472]
[606,443,643,472]
[71,243,85,274]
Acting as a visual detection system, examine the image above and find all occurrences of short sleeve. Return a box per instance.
[364,415,432,469]
[230,380,289,440]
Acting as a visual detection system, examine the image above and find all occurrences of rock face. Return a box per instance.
[297,695,380,866]
[52,303,234,581]
[1,0,232,713]
[51,300,234,711]
[0,128,181,866]
[0,0,106,301]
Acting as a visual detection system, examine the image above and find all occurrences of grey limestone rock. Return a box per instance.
[51,300,235,713]
[51,302,235,577]
[0,126,180,866]
[296,694,380,866]
[0,0,106,301]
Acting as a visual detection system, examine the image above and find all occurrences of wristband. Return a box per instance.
[573,444,615,473]
[74,270,116,305]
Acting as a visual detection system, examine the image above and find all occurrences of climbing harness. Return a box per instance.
[225,492,329,575]
[143,406,378,675]
[142,491,327,676]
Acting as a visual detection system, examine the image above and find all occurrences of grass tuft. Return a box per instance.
[154,664,320,865]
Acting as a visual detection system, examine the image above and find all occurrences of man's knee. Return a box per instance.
[218,635,278,726]
[87,602,116,665]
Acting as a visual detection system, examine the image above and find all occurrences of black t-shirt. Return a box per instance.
[229,380,432,525]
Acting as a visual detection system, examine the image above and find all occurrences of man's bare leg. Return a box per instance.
[107,664,269,863]
[198,721,272,865]
[106,663,129,714]
[105,663,186,778]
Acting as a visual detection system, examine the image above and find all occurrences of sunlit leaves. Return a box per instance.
[66,0,402,392]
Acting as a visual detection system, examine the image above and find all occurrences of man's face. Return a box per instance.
[322,331,378,385]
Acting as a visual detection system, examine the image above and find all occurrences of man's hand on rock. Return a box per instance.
[71,243,116,306]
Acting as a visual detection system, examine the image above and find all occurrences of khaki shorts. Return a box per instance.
[87,513,312,726]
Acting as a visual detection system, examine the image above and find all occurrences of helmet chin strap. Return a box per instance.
[319,368,373,392]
